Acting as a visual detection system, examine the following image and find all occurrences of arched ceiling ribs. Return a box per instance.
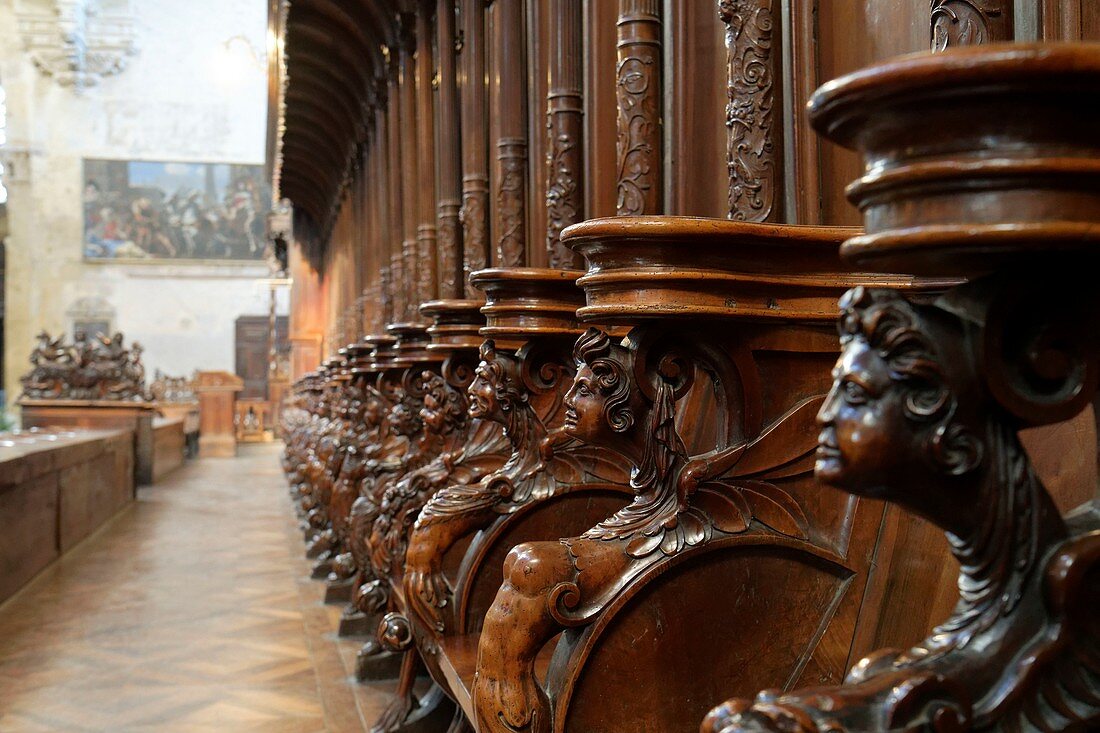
[283,124,347,178]
[285,56,367,140]
[288,12,378,96]
[276,0,406,261]
[284,89,355,151]
[283,142,343,198]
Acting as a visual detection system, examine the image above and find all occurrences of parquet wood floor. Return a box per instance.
[0,444,390,733]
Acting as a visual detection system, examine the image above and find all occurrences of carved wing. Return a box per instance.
[416,475,516,528]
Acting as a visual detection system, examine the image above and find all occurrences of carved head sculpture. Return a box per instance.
[467,340,527,424]
[564,328,650,462]
[387,394,423,437]
[418,371,467,436]
[816,287,984,533]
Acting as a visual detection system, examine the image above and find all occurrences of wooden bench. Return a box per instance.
[0,428,133,603]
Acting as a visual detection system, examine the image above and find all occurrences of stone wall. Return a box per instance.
[0,0,286,409]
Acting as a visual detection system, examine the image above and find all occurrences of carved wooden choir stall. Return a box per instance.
[272,1,1099,731]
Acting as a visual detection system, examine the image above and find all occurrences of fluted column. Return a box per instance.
[436,0,464,298]
[616,0,662,215]
[546,0,584,268]
[416,2,439,304]
[492,0,527,267]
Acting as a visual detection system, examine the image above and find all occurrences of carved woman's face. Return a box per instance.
[563,364,611,446]
[467,363,501,421]
[816,338,920,495]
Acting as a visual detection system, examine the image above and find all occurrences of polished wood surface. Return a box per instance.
[268,3,1100,733]
[705,42,1100,733]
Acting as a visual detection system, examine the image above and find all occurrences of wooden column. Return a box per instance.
[416,2,440,304]
[399,17,422,319]
[376,95,394,327]
[545,0,584,269]
[616,0,662,215]
[719,0,782,222]
[459,0,490,295]
[387,53,407,323]
[931,0,1014,49]
[364,116,379,332]
[436,0,464,298]
[492,0,528,267]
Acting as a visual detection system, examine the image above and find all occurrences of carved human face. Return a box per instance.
[420,393,446,434]
[467,363,500,421]
[563,364,610,446]
[816,338,923,495]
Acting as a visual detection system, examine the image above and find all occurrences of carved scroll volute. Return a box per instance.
[616,0,663,216]
[437,0,464,299]
[459,0,490,296]
[719,0,782,222]
[931,0,1014,50]
[493,0,528,267]
[546,0,584,269]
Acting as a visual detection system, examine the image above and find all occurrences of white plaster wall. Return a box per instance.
[0,0,282,406]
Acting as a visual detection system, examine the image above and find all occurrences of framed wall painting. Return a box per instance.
[83,158,271,262]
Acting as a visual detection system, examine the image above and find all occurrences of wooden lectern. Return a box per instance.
[193,371,244,458]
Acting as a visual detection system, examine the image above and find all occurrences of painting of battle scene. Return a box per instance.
[83,159,270,261]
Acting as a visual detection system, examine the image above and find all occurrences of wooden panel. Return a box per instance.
[813,0,927,225]
[0,474,59,603]
[584,0,618,219]
[152,418,186,482]
[666,0,727,219]
[59,446,132,551]
[235,315,288,400]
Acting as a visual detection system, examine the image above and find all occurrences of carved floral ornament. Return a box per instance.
[16,0,138,90]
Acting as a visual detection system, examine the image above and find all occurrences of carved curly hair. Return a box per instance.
[572,328,634,433]
[477,340,527,413]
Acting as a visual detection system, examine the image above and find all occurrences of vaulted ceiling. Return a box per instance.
[267,0,406,261]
